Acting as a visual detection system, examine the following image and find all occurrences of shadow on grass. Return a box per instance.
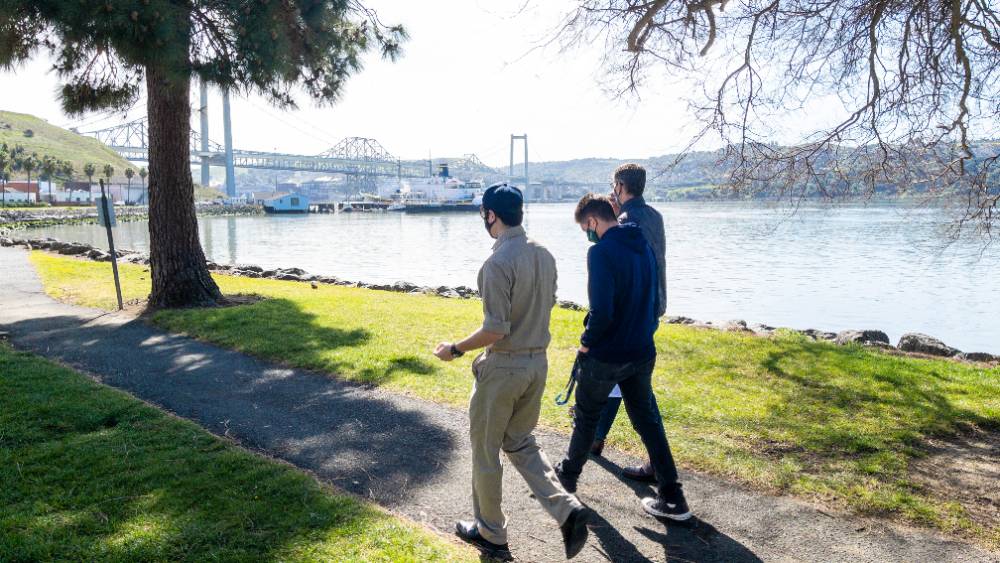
[0,345,461,561]
[1,305,455,517]
[151,297,440,388]
[755,340,997,457]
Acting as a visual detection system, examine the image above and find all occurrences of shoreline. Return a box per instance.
[3,234,996,364]
[0,203,263,230]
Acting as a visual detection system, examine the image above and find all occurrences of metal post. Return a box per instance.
[99,179,124,311]
[199,80,210,187]
[222,89,236,198]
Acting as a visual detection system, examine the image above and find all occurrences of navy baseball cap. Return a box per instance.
[482,183,523,216]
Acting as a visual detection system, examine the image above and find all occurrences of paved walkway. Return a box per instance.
[1,246,995,563]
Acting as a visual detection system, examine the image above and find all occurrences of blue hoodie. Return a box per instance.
[581,224,659,364]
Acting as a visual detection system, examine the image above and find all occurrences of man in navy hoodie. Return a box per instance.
[555,194,691,521]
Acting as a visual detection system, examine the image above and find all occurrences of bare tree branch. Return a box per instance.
[560,0,1000,238]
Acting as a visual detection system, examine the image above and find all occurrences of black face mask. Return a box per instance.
[482,209,496,236]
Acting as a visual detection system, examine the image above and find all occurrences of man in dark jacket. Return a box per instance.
[555,194,691,521]
[593,163,670,482]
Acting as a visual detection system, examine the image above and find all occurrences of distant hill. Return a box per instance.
[522,141,1000,200]
[528,150,727,187]
[0,110,136,181]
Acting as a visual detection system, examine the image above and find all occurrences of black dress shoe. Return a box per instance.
[621,461,657,483]
[560,506,592,559]
[454,520,513,561]
[590,439,605,457]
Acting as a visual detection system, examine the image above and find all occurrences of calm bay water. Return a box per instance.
[33,202,999,352]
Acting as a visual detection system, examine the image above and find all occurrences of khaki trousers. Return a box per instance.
[469,350,581,544]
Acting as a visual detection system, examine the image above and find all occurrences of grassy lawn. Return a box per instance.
[30,251,1000,547]
[0,341,473,561]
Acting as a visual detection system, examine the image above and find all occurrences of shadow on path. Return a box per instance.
[3,310,453,501]
[587,454,763,562]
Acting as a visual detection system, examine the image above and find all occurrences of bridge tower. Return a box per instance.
[198,81,210,187]
[222,90,237,198]
[509,134,530,197]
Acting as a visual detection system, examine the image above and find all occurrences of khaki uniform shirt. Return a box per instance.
[477,225,558,353]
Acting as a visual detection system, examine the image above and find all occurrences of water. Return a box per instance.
[33,202,999,352]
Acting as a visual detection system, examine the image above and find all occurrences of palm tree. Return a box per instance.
[102,163,115,203]
[139,167,148,204]
[59,161,74,200]
[41,155,58,203]
[7,145,25,205]
[22,153,39,203]
[83,163,96,196]
[0,144,9,207]
[124,167,135,204]
[0,169,9,207]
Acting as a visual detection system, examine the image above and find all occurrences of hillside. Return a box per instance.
[0,111,136,181]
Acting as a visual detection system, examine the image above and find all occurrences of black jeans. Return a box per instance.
[594,392,667,443]
[560,353,680,498]
[594,396,622,441]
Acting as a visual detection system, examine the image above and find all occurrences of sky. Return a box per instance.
[0,0,832,167]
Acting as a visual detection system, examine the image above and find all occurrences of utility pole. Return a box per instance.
[509,134,529,196]
[199,80,210,188]
[222,89,237,199]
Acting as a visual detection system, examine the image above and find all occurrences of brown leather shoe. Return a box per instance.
[621,461,657,483]
[590,439,605,457]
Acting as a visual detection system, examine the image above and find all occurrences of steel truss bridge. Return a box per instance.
[82,117,504,184]
[81,117,459,179]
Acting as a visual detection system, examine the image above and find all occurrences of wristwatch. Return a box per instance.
[450,343,465,358]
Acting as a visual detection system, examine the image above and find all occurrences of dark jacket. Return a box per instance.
[580,224,659,364]
[619,197,667,317]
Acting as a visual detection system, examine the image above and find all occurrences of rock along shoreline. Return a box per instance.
[2,234,996,366]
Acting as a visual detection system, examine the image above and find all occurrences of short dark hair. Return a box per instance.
[614,163,646,197]
[482,183,524,226]
[574,193,617,224]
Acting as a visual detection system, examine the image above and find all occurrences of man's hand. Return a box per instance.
[578,346,589,354]
[433,342,455,362]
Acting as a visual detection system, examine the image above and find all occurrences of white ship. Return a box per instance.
[388,164,484,212]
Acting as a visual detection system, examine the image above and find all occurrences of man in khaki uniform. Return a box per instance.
[434,183,591,561]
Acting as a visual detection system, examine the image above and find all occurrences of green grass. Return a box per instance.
[1,111,136,181]
[30,251,1000,547]
[0,341,473,561]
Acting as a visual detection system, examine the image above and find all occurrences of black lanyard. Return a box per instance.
[555,356,582,405]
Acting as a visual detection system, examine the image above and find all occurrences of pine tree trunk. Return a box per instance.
[145,65,223,308]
